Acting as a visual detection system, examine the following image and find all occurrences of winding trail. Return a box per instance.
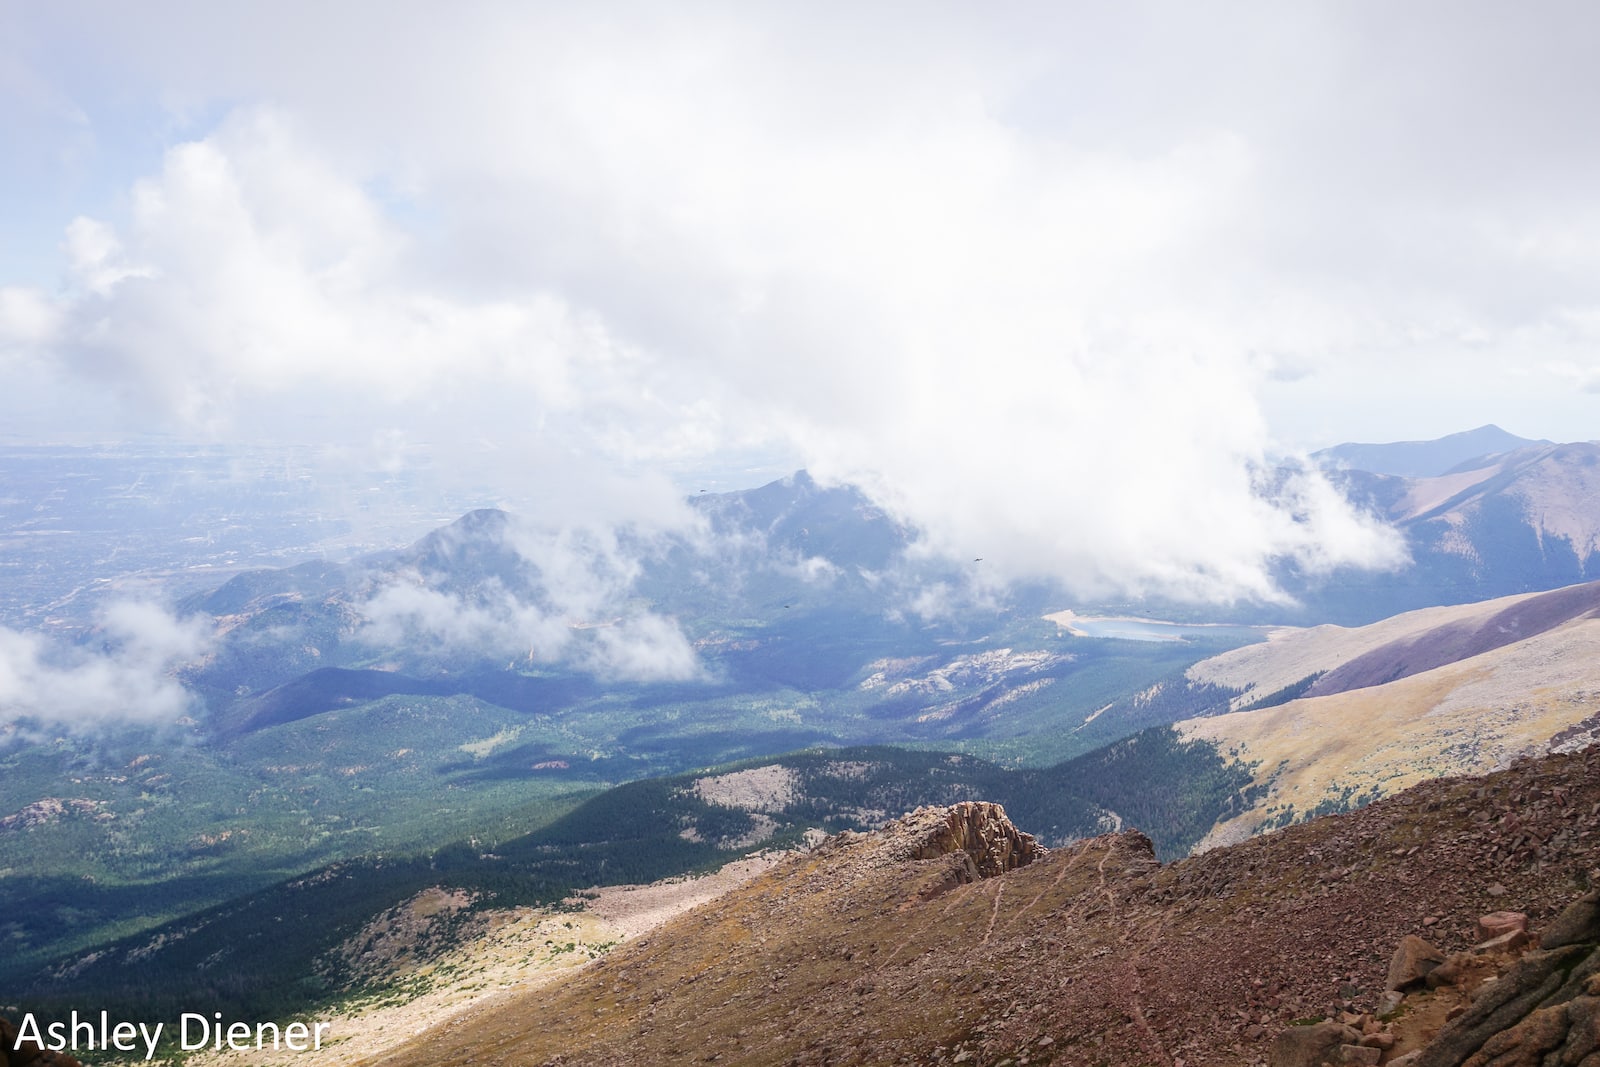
[1006,835,1091,928]
[981,881,1006,944]
[1096,837,1175,1067]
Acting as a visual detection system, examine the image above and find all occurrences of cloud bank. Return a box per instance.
[357,518,701,682]
[0,601,212,730]
[5,3,1592,601]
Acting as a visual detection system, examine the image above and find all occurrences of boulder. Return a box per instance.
[1389,935,1448,991]
[1339,1045,1382,1065]
[1539,889,1600,950]
[1476,911,1528,942]
[1472,929,1530,955]
[1426,953,1472,989]
[1269,1021,1361,1067]
[1458,997,1599,1066]
[1565,996,1600,1060]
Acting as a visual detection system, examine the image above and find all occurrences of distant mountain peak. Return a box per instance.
[1313,424,1551,478]
[444,507,513,533]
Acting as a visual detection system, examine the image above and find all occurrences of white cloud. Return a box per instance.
[35,111,636,435]
[578,614,701,684]
[0,601,213,730]
[5,4,1595,601]
[357,579,566,662]
[356,516,702,682]
[63,216,150,297]
[0,286,60,356]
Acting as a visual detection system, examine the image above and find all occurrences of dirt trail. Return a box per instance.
[1096,837,1175,1067]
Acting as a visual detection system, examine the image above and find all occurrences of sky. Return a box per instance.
[3,1,1599,604]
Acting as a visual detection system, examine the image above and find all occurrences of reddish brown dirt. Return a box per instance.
[357,744,1600,1067]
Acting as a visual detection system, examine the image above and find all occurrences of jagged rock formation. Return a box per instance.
[363,746,1600,1066]
[0,1018,81,1067]
[875,801,1042,878]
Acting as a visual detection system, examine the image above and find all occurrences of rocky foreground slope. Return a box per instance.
[0,1017,81,1067]
[368,746,1600,1067]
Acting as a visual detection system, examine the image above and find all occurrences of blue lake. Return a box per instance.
[1048,613,1269,644]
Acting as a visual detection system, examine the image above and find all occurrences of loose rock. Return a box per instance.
[1476,912,1528,942]
[1269,1021,1362,1067]
[1389,935,1448,992]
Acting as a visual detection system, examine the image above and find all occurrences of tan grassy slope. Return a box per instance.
[1185,599,1513,714]
[1410,441,1600,559]
[367,747,1600,1067]
[1178,595,1600,849]
[1188,579,1600,712]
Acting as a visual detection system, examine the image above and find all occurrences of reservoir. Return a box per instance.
[1044,610,1269,644]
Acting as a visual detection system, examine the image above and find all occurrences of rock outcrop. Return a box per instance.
[1268,889,1600,1066]
[884,801,1043,879]
[1412,889,1600,1067]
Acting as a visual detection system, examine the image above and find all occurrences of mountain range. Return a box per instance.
[1294,435,1600,622]
[12,574,1600,1041]
[1176,578,1600,845]
[7,427,1600,1063]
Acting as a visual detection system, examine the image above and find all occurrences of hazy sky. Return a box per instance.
[2,2,1597,599]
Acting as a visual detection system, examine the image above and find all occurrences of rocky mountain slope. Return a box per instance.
[353,743,1600,1067]
[0,1017,82,1066]
[172,856,787,1067]
[18,582,1600,1020]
